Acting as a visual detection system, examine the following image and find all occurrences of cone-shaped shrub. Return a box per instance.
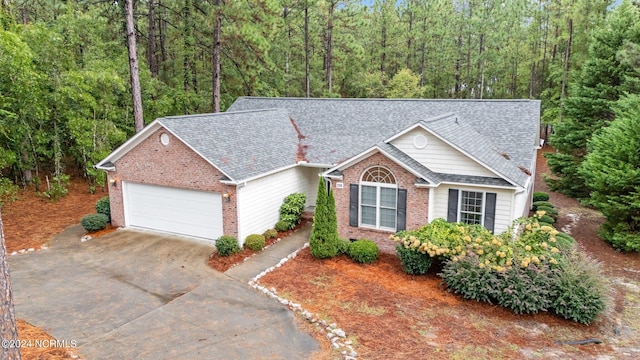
[310,178,339,258]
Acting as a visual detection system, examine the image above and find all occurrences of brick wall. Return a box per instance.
[332,152,429,253]
[107,127,238,237]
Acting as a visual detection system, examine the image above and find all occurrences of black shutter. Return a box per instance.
[447,189,459,222]
[349,184,358,227]
[396,188,407,231]
[484,192,497,233]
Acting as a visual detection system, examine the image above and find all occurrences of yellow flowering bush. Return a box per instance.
[393,217,563,274]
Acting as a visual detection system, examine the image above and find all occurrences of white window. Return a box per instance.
[359,166,397,230]
[459,190,484,225]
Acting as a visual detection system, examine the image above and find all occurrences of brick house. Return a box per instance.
[96,98,540,249]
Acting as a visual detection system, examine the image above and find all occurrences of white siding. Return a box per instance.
[391,128,497,177]
[432,184,515,234]
[237,166,318,244]
[513,177,534,220]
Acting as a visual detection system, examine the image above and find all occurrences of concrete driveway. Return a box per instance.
[9,226,317,359]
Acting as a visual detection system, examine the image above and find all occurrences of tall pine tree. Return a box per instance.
[580,94,640,251]
[546,0,640,198]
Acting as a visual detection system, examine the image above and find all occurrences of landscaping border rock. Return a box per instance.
[250,243,358,359]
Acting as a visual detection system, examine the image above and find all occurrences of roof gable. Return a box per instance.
[418,113,529,187]
[98,109,299,183]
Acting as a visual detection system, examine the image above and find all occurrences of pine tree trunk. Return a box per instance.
[212,0,221,113]
[0,212,21,360]
[304,3,310,97]
[125,0,144,132]
[148,0,158,78]
[419,16,426,88]
[159,1,167,71]
[406,7,413,69]
[559,18,573,123]
[325,1,334,93]
[183,0,192,94]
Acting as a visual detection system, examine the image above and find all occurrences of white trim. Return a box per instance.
[95,120,236,181]
[322,146,438,185]
[384,112,456,143]
[384,115,525,187]
[415,182,437,188]
[324,148,379,174]
[439,181,519,191]
[428,187,435,222]
[421,128,519,187]
[95,121,162,169]
[457,189,486,225]
[358,167,399,231]
[222,163,300,185]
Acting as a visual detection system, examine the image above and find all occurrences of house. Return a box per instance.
[96,97,540,251]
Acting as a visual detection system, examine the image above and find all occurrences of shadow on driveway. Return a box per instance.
[9,226,318,359]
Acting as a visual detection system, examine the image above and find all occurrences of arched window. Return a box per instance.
[359,166,397,230]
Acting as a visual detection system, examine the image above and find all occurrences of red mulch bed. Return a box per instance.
[207,219,309,272]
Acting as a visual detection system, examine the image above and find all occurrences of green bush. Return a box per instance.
[537,206,558,218]
[216,235,241,257]
[310,178,339,259]
[263,228,278,239]
[245,234,266,251]
[40,174,70,202]
[396,243,433,275]
[550,250,607,324]
[279,193,307,227]
[81,213,109,232]
[533,191,550,202]
[348,239,379,264]
[532,201,555,210]
[442,256,558,314]
[96,196,111,221]
[275,220,292,232]
[337,238,351,255]
[440,254,496,303]
[538,214,555,224]
[599,223,640,252]
[492,263,557,314]
[555,232,576,250]
[0,177,18,208]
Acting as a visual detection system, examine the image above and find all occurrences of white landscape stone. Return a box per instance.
[334,329,346,338]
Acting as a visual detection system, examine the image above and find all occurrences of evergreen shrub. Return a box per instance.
[96,196,111,221]
[216,235,241,257]
[81,213,109,232]
[348,239,379,264]
[245,234,266,251]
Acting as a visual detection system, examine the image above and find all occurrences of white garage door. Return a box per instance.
[123,182,223,240]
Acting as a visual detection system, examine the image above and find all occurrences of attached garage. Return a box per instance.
[123,182,223,241]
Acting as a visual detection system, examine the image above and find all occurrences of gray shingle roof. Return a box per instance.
[158,109,298,182]
[228,97,540,187]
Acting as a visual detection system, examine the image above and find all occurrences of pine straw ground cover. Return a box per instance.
[17,320,83,360]
[2,178,105,252]
[259,248,640,359]
[208,219,309,272]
